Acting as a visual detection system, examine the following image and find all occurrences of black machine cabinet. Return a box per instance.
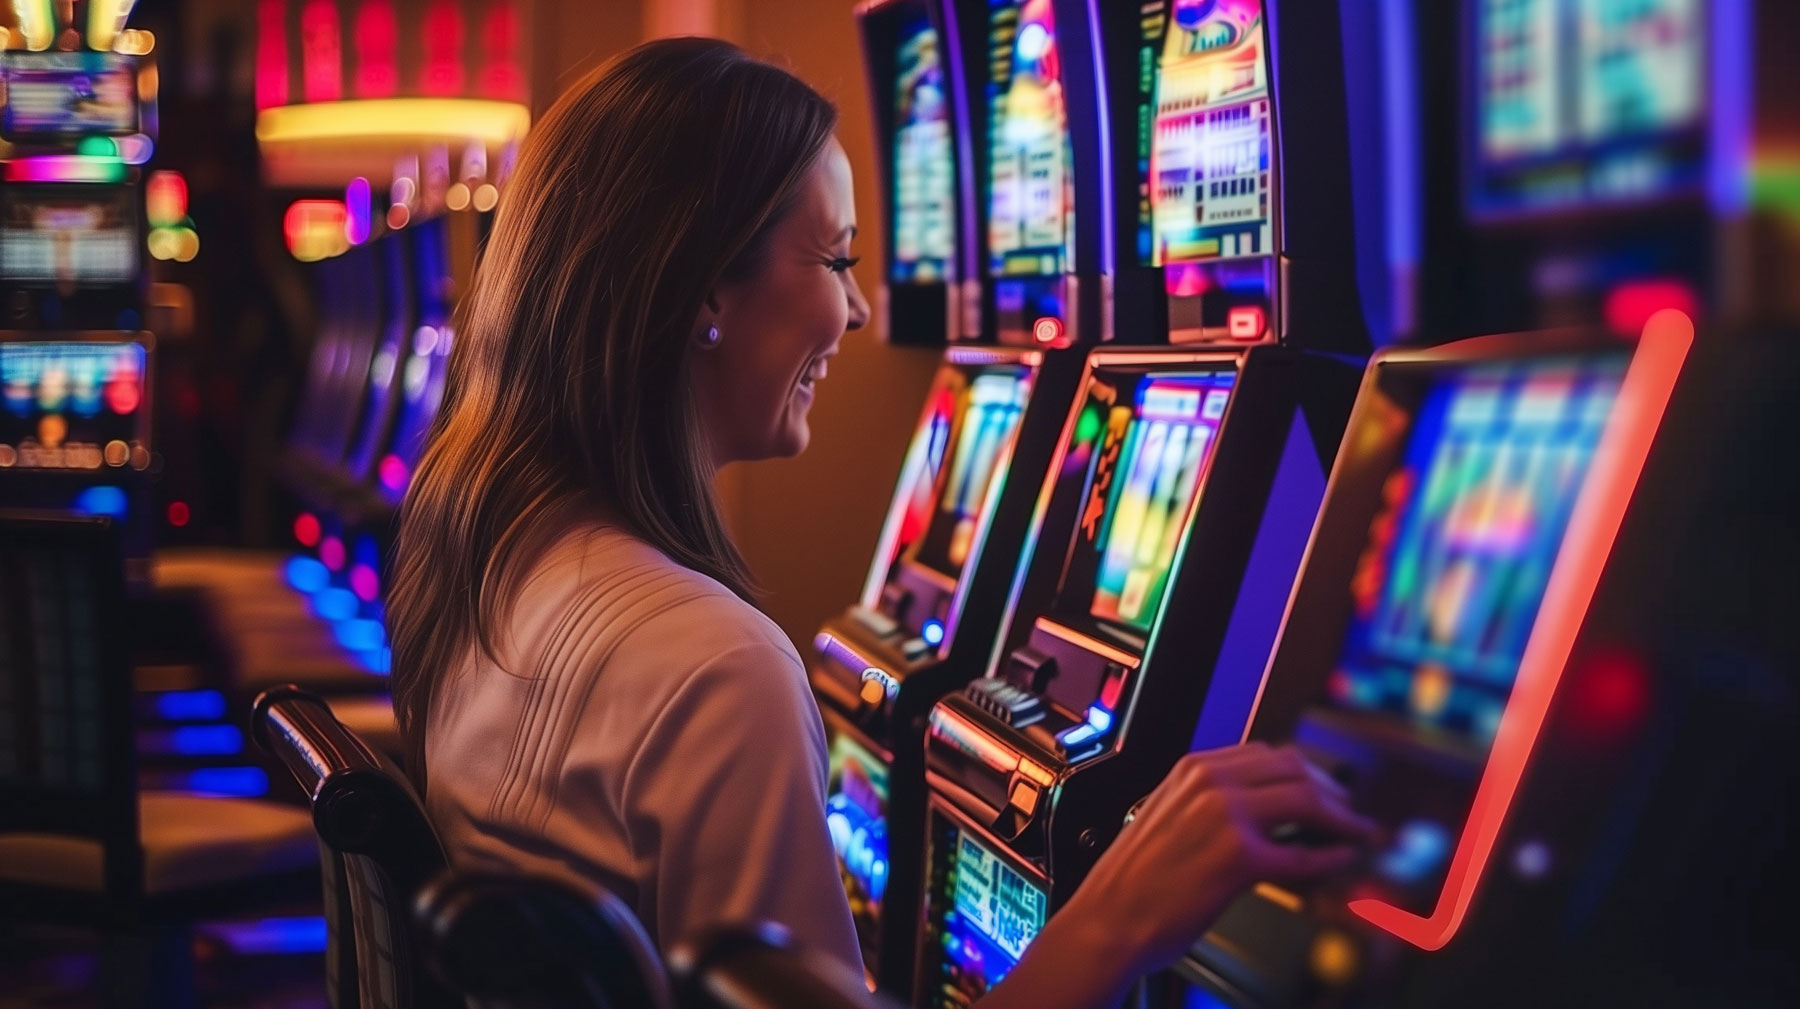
[811,343,1085,995]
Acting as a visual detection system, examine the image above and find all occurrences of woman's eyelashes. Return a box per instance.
[827,255,861,273]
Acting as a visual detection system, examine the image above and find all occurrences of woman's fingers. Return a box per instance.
[1240,779,1382,846]
[1256,839,1364,881]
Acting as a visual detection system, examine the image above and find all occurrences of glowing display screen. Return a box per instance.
[0,342,145,470]
[1326,358,1624,750]
[1053,370,1235,637]
[1,186,136,285]
[0,52,139,138]
[986,0,1073,278]
[886,384,958,577]
[892,14,955,284]
[1149,0,1272,264]
[1471,0,1704,215]
[380,219,454,502]
[912,370,1033,580]
[826,733,891,964]
[930,824,1047,1006]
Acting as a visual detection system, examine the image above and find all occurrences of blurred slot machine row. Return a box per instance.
[831,2,1800,1008]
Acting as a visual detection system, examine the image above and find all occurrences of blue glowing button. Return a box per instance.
[180,766,271,797]
[283,555,330,594]
[155,689,226,721]
[922,619,946,647]
[311,587,359,622]
[1377,819,1452,885]
[144,724,244,756]
[1055,722,1103,756]
[72,485,129,519]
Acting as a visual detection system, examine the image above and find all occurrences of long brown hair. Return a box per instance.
[387,38,839,785]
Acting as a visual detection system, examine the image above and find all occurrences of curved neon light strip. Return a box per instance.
[255,98,530,147]
[1348,309,1694,951]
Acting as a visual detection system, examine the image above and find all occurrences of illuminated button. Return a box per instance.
[0,445,15,467]
[1309,929,1360,986]
[1007,780,1041,818]
[129,445,151,470]
[1228,305,1266,340]
[1032,316,1064,344]
[104,440,129,467]
[859,679,888,708]
[922,618,946,647]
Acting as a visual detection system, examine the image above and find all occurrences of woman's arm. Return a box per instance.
[976,744,1378,1009]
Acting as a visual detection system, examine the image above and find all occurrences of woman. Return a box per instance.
[389,38,1374,1007]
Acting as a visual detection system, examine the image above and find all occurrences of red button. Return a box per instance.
[1228,306,1266,340]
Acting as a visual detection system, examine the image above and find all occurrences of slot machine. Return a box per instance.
[812,1,1095,994]
[911,2,1370,1004]
[1162,2,1800,1006]
[0,43,159,561]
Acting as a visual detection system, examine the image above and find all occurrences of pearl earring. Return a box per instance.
[699,324,721,347]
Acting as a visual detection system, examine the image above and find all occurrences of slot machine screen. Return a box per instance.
[379,218,454,503]
[1147,0,1273,264]
[1297,354,1625,914]
[986,0,1073,278]
[1469,0,1704,216]
[826,734,891,962]
[1,185,137,288]
[891,11,955,284]
[880,381,958,581]
[345,235,413,484]
[910,368,1033,580]
[1051,369,1236,647]
[0,341,146,470]
[0,52,140,138]
[925,818,1047,1007]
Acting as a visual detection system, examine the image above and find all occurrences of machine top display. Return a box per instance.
[985,0,1075,279]
[0,51,141,139]
[889,6,956,285]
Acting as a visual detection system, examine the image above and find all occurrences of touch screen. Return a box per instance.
[0,342,145,470]
[986,0,1073,278]
[1305,355,1625,911]
[1,187,136,286]
[929,823,1047,1007]
[1,52,139,138]
[912,370,1033,579]
[826,733,891,962]
[892,14,955,284]
[1053,370,1236,638]
[1149,0,1272,264]
[1471,0,1704,215]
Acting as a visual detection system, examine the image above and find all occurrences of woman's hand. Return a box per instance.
[1060,743,1379,976]
[979,744,1377,1009]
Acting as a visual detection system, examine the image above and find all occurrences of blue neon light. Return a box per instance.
[284,555,330,594]
[1083,705,1112,734]
[357,646,392,676]
[170,724,244,756]
[333,618,386,652]
[71,485,128,519]
[312,587,359,621]
[155,690,226,721]
[181,766,270,797]
[923,619,946,647]
[203,916,329,956]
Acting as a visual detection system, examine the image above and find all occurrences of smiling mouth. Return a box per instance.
[797,354,830,391]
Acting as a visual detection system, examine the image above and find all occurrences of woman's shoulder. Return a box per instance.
[507,520,801,680]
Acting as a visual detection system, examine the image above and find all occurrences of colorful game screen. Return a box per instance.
[0,342,145,470]
[826,733,891,964]
[1313,355,1625,910]
[1053,370,1236,639]
[0,52,139,138]
[0,186,137,287]
[1148,0,1273,265]
[891,13,955,284]
[929,824,1047,1008]
[986,0,1074,278]
[379,219,455,503]
[1470,0,1705,216]
[911,369,1034,580]
[873,379,957,590]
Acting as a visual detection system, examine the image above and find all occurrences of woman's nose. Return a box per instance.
[845,271,871,331]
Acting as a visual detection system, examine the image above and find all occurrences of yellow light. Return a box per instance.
[445,182,470,211]
[146,227,177,260]
[112,28,154,56]
[471,183,499,213]
[172,228,199,263]
[1308,930,1360,986]
[13,0,55,51]
[256,99,530,147]
[87,0,138,53]
[104,440,129,467]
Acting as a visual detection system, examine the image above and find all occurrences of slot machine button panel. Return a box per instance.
[963,678,1045,728]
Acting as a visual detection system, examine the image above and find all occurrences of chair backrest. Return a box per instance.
[0,511,141,896]
[415,869,674,1009]
[251,683,452,1009]
[670,924,900,1009]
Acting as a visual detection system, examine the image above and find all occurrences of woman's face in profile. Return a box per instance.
[692,137,871,464]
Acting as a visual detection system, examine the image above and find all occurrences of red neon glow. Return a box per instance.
[256,0,289,110]
[1348,309,1694,951]
[167,501,190,527]
[1032,316,1064,344]
[1228,305,1266,340]
[479,1,525,101]
[353,0,398,98]
[300,0,342,103]
[1604,279,1699,337]
[320,536,347,572]
[105,377,141,415]
[1166,261,1212,299]
[146,171,188,229]
[349,564,380,602]
[420,1,465,97]
[293,512,322,548]
[1564,648,1652,746]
